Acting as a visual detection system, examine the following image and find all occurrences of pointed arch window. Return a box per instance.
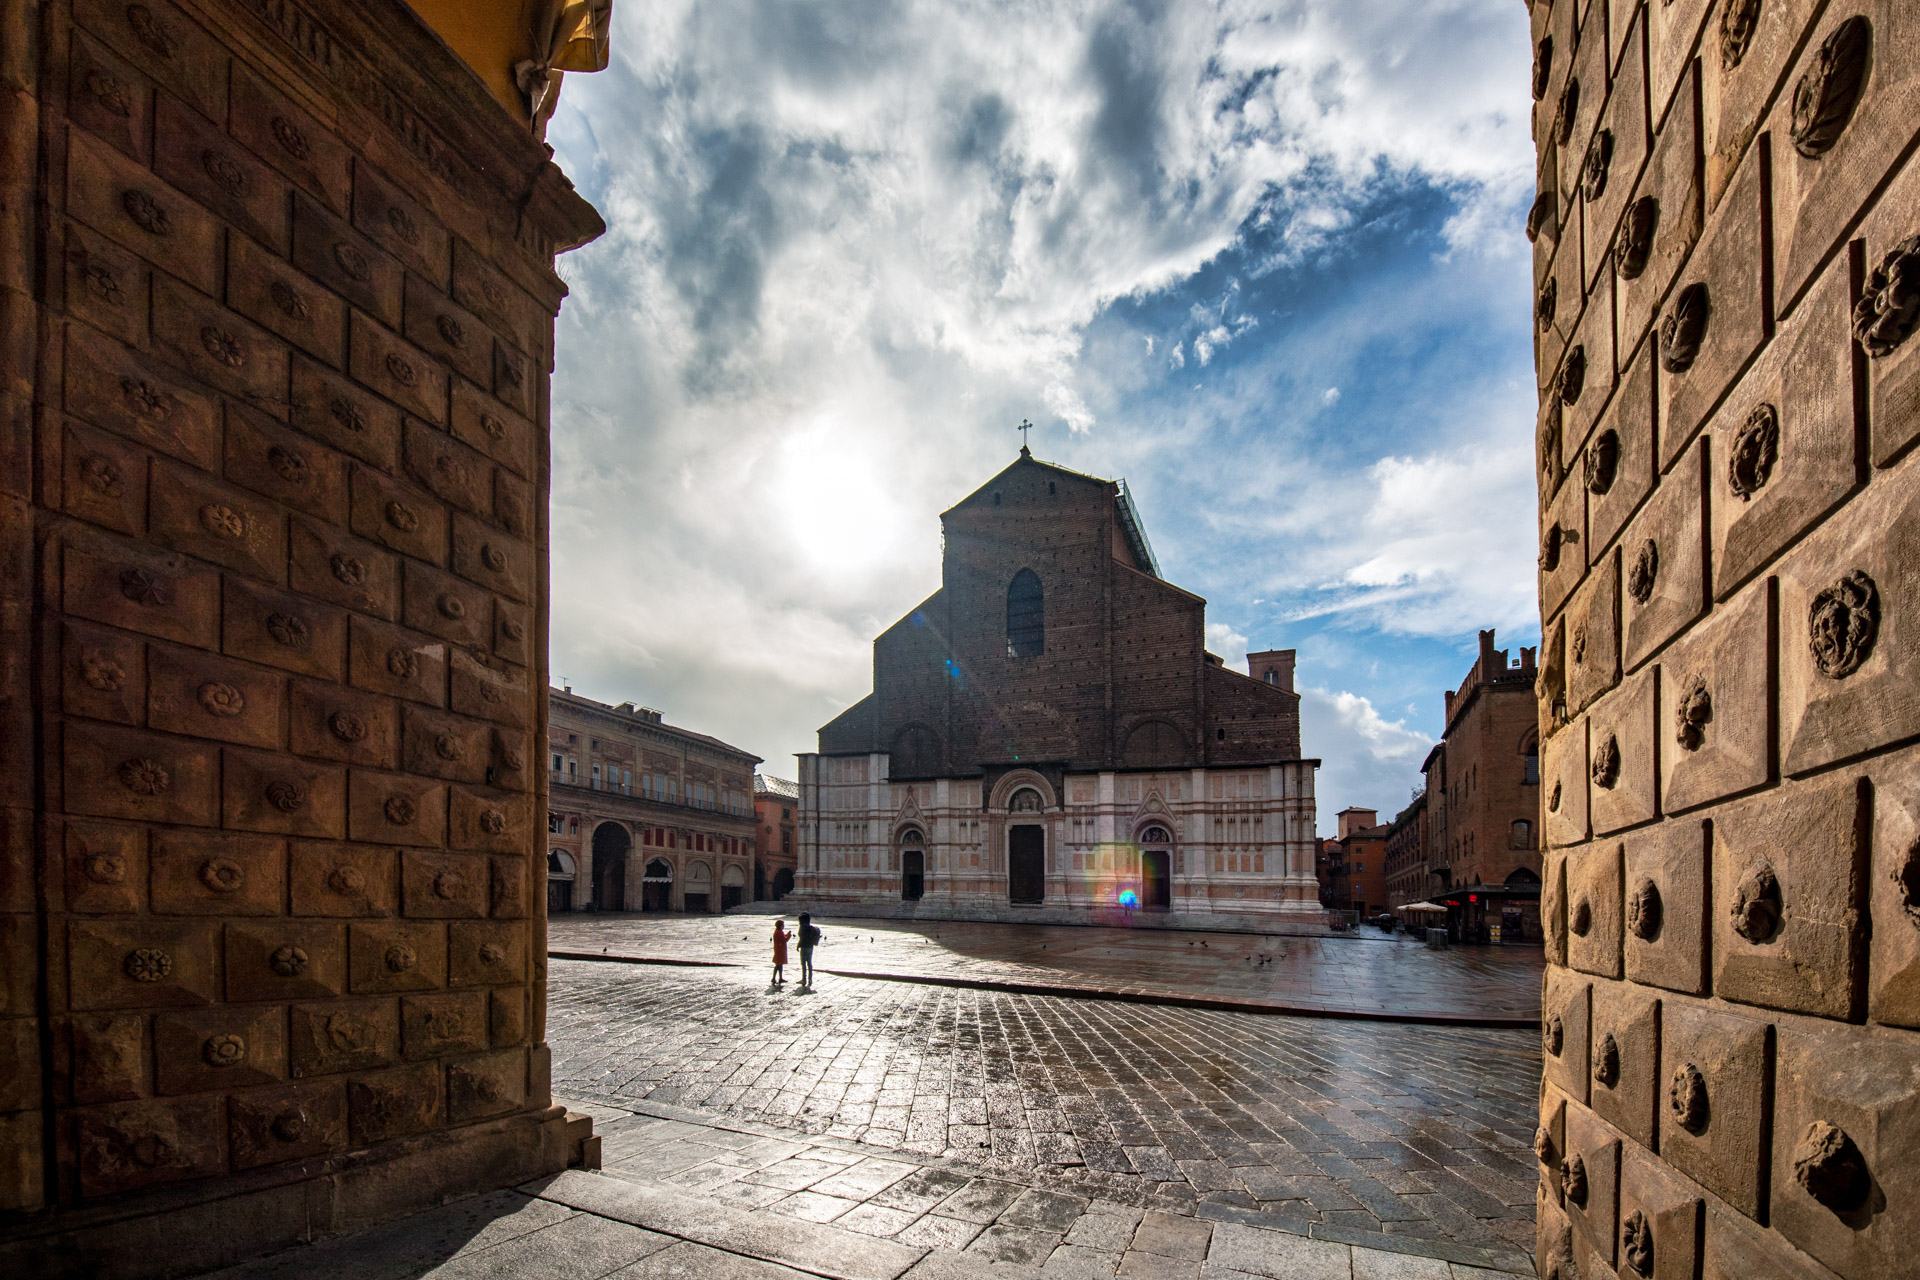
[1007,569,1044,658]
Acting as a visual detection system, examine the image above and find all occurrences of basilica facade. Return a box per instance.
[796,449,1321,924]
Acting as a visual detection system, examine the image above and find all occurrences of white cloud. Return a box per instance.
[1298,686,1433,832]
[1205,622,1250,668]
[1321,386,1341,404]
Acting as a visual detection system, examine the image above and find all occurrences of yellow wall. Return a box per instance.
[407,0,532,120]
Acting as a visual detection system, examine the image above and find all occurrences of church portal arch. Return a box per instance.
[1137,823,1173,910]
[898,827,925,901]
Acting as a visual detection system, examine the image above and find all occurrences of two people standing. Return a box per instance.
[769,914,822,989]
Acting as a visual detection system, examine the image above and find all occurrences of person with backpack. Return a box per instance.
[797,913,822,988]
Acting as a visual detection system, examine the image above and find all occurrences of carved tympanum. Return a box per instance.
[1675,677,1712,750]
[1627,877,1662,941]
[1728,403,1779,500]
[1615,196,1657,280]
[1622,1210,1653,1277]
[1790,16,1871,159]
[1809,570,1879,678]
[1660,283,1709,373]
[1594,1033,1620,1088]
[1853,234,1920,357]
[1585,430,1619,496]
[1628,540,1659,604]
[1671,1062,1710,1133]
[1793,1120,1869,1212]
[1591,734,1620,789]
[1731,862,1782,943]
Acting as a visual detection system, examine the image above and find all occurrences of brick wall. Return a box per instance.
[1,0,600,1268]
[1530,0,1920,1276]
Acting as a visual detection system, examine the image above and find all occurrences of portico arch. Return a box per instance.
[591,822,631,910]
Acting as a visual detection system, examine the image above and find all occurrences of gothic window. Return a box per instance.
[1264,670,1278,685]
[1521,729,1540,784]
[1009,787,1043,813]
[1006,569,1044,658]
[1511,819,1534,849]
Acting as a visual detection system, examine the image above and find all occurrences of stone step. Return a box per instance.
[528,1168,929,1280]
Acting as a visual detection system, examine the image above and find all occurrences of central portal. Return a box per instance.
[1142,848,1171,909]
[1008,825,1045,904]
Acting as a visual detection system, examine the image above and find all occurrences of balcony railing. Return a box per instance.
[548,771,748,818]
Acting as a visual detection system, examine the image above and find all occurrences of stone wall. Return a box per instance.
[1530,0,1919,1277]
[0,0,600,1272]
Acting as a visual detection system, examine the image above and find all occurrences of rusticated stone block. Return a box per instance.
[492,340,536,420]
[449,648,527,729]
[1700,0,1822,214]
[1560,278,1618,478]
[347,768,446,846]
[1709,253,1859,599]
[1861,146,1920,467]
[0,916,30,1018]
[290,842,398,918]
[1624,818,1709,995]
[1544,850,1570,966]
[493,467,535,540]
[224,402,349,525]
[1660,1000,1770,1219]
[72,0,226,122]
[449,512,529,604]
[153,1004,286,1094]
[1657,149,1767,472]
[63,539,218,649]
[150,274,288,414]
[1647,0,1711,129]
[1768,0,1920,316]
[452,241,547,370]
[222,576,346,681]
[1568,842,1624,978]
[222,746,347,839]
[1589,666,1656,836]
[349,313,446,425]
[289,518,400,621]
[1711,773,1866,1020]
[226,231,346,368]
[449,921,522,987]
[1771,1024,1920,1278]
[291,354,402,472]
[400,850,488,919]
[1539,1079,1568,1199]
[402,418,490,517]
[224,920,347,1002]
[75,1094,225,1196]
[147,457,286,583]
[65,218,149,350]
[351,166,449,290]
[1545,716,1591,848]
[400,990,487,1059]
[493,598,530,667]
[69,1013,147,1104]
[227,61,350,214]
[489,986,526,1047]
[289,678,399,769]
[348,462,447,565]
[490,854,527,918]
[1537,240,1579,409]
[347,921,446,994]
[347,615,447,708]
[1552,18,1607,245]
[64,722,218,826]
[1617,1142,1703,1280]
[1540,1191,1578,1280]
[1564,1101,1622,1265]
[290,998,399,1078]
[64,819,144,914]
[292,195,402,330]
[150,829,284,916]
[448,787,527,854]
[400,704,490,786]
[1567,548,1621,715]
[1587,344,1657,561]
[403,276,493,389]
[447,1047,526,1123]
[228,1078,349,1170]
[401,560,490,650]
[1545,968,1593,1104]
[0,1019,37,1111]
[63,619,143,726]
[1622,439,1707,671]
[1579,9,1650,297]
[68,920,218,1011]
[1867,747,1920,1027]
[1777,452,1920,779]
[346,1061,441,1144]
[450,379,533,480]
[67,29,151,165]
[146,643,285,749]
[1616,62,1703,364]
[1591,979,1660,1149]
[62,322,220,473]
[62,420,147,537]
[64,127,219,297]
[1658,576,1771,816]
[1702,1201,1842,1280]
[152,92,286,252]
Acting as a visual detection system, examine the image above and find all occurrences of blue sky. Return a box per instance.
[542,0,1543,831]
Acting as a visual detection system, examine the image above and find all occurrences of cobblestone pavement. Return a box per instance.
[546,958,1541,1266]
[547,914,1546,1020]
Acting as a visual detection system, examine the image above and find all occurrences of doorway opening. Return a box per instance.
[642,858,672,911]
[547,850,576,915]
[1140,826,1172,910]
[721,863,746,910]
[772,868,794,899]
[902,850,924,900]
[1009,825,1044,904]
[591,823,630,910]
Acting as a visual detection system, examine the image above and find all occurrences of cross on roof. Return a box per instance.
[1017,419,1033,454]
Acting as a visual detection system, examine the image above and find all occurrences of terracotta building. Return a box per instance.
[1420,631,1542,940]
[797,448,1322,924]
[1384,790,1430,910]
[0,0,610,1271]
[1529,0,1920,1274]
[753,774,799,901]
[544,688,759,915]
[1320,807,1390,917]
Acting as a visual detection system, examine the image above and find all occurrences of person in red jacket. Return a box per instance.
[770,919,791,987]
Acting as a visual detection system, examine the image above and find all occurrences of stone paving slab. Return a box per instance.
[547,915,1544,1022]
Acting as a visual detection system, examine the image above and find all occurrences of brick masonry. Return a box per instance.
[0,0,600,1269]
[1530,1,1920,1276]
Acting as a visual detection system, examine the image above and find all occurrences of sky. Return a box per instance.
[543,0,1544,833]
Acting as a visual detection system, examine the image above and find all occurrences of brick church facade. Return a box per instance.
[797,449,1321,925]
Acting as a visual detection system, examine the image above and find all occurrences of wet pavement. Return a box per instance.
[546,914,1546,1022]
[543,958,1541,1265]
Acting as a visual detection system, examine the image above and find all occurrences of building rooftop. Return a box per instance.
[754,775,800,800]
[548,687,762,764]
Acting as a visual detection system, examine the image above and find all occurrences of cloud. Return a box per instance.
[1299,686,1434,830]
[1205,623,1250,667]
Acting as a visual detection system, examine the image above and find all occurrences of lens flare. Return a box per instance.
[1118,890,1140,909]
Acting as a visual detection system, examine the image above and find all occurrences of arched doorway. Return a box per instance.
[591,823,630,911]
[684,860,713,913]
[642,858,672,912]
[899,828,925,901]
[547,850,576,915]
[1139,825,1172,910]
[772,868,794,899]
[721,863,746,910]
[1007,787,1045,905]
